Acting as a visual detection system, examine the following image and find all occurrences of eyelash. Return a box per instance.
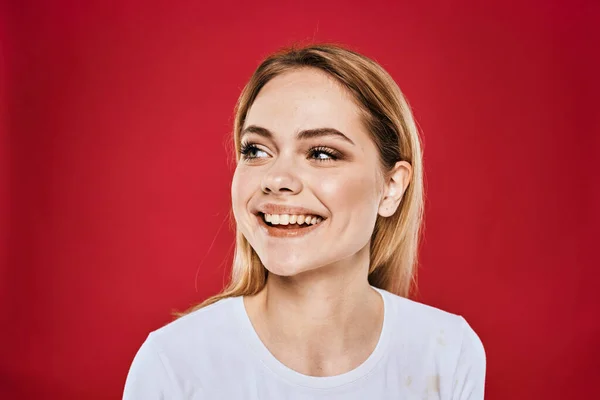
[239,142,341,162]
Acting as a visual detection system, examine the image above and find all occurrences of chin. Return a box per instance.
[263,261,309,278]
[264,266,301,278]
[259,253,316,278]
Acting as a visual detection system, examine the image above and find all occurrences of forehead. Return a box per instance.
[244,68,364,136]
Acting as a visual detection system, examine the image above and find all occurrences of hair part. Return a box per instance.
[177,43,424,316]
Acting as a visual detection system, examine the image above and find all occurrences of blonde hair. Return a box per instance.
[179,43,424,315]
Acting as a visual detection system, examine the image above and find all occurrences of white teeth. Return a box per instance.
[262,213,324,226]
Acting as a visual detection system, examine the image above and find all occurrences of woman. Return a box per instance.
[123,44,486,399]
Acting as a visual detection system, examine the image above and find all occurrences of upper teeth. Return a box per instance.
[264,214,323,225]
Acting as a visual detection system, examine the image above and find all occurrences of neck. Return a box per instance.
[243,244,384,376]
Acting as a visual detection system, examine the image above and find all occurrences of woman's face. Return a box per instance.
[231,68,403,277]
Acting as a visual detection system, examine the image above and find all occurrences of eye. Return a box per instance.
[240,142,268,160]
[308,146,341,162]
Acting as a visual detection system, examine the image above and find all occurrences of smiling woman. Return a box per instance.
[123,44,486,399]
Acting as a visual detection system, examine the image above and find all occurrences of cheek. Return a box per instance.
[317,169,381,225]
[231,167,257,222]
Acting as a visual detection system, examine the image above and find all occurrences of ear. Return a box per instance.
[378,161,412,217]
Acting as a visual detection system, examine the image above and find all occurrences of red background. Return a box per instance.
[2,1,599,398]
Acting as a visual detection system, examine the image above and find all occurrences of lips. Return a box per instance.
[251,203,328,238]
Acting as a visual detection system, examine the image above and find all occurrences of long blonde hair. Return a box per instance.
[179,43,424,315]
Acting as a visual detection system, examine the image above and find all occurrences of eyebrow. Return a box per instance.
[241,125,355,146]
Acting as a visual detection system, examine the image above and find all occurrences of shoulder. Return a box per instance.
[149,296,241,355]
[381,289,464,333]
[379,289,486,398]
[153,297,239,338]
[124,297,244,398]
[380,288,485,362]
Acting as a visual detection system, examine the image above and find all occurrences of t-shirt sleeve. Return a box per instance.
[451,317,487,400]
[122,334,178,400]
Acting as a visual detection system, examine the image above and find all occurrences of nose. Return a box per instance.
[260,157,303,195]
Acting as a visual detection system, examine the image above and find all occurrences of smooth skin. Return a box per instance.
[231,68,412,377]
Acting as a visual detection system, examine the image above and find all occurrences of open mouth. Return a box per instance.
[260,212,324,227]
[257,212,326,236]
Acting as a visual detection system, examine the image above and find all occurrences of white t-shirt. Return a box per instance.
[123,287,486,399]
